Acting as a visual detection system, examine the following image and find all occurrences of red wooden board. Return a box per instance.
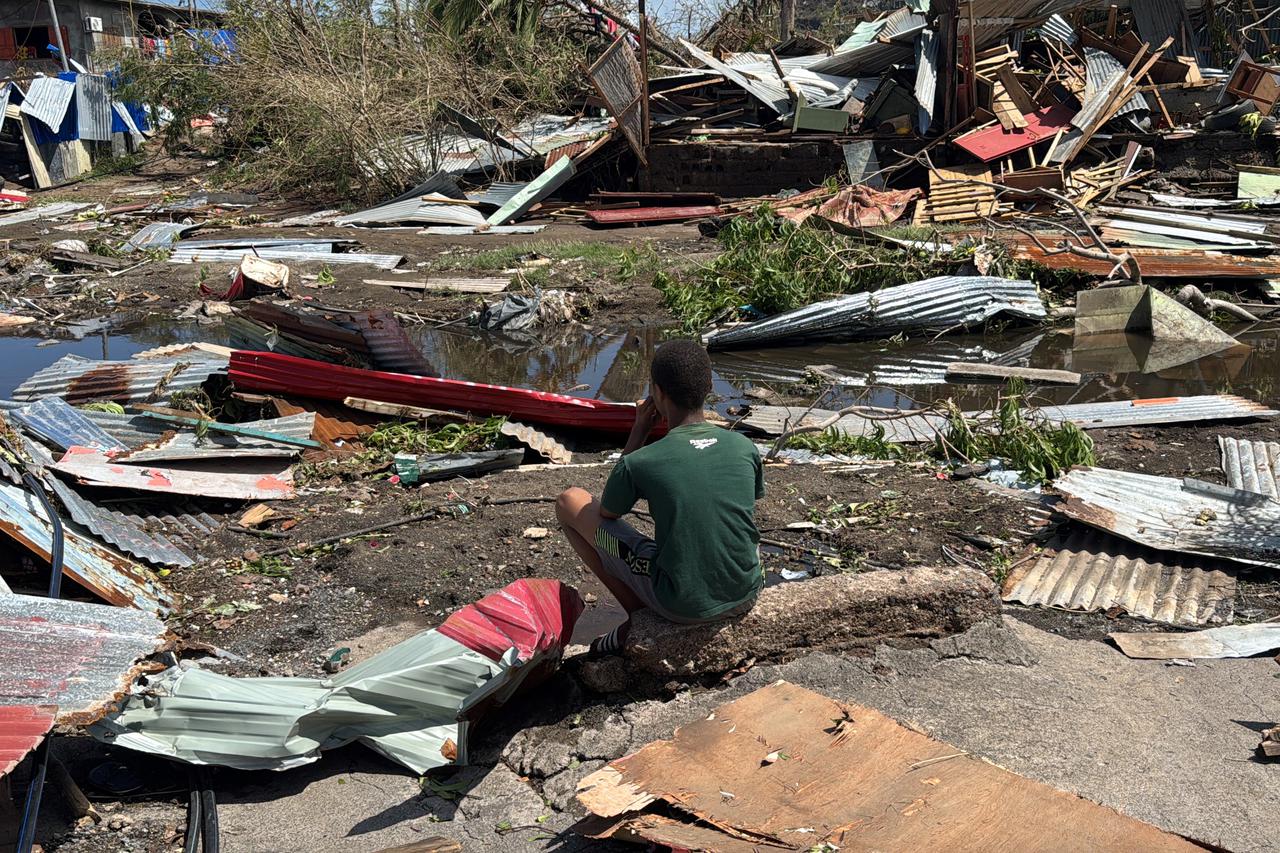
[954,104,1076,161]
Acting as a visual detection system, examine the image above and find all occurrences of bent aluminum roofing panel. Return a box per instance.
[1219,436,1280,499]
[681,38,790,114]
[48,477,194,568]
[347,312,436,376]
[11,355,226,405]
[11,397,130,453]
[1054,467,1280,570]
[0,592,167,725]
[0,705,56,779]
[1002,528,1236,626]
[486,157,577,226]
[1085,48,1147,118]
[0,478,176,613]
[125,222,197,251]
[19,77,76,130]
[0,202,92,228]
[705,276,1045,349]
[75,74,113,142]
[1040,395,1278,429]
[914,30,939,134]
[169,249,402,269]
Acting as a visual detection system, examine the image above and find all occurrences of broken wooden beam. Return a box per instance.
[343,397,473,424]
[945,363,1082,385]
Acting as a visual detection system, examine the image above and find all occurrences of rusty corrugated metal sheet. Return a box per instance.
[1055,467,1280,570]
[0,480,175,613]
[11,355,226,405]
[1002,528,1236,626]
[0,705,56,779]
[269,397,375,444]
[1218,436,1280,499]
[0,593,167,725]
[347,311,436,376]
[586,206,721,225]
[1002,233,1280,278]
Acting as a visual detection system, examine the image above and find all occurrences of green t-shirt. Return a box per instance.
[601,421,764,620]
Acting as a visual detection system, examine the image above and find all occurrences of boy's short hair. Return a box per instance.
[651,339,712,411]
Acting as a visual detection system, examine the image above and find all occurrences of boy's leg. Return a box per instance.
[555,487,645,613]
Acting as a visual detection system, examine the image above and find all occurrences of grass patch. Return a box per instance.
[367,416,507,456]
[232,555,293,577]
[87,152,145,179]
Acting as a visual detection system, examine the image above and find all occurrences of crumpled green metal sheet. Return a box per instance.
[92,631,514,774]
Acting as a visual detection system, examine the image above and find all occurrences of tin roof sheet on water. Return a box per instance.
[11,355,226,405]
[19,76,76,130]
[705,276,1045,349]
[347,312,435,376]
[75,74,113,142]
[1218,436,1280,499]
[1002,528,1236,626]
[0,593,167,725]
[1055,467,1280,570]
[0,481,176,613]
[0,705,56,779]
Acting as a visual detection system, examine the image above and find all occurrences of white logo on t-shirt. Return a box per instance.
[690,438,718,450]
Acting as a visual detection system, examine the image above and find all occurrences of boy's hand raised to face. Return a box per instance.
[622,396,662,455]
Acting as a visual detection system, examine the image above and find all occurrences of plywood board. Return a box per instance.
[577,681,1203,851]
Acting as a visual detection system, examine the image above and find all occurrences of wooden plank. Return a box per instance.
[363,277,509,294]
[343,397,473,424]
[52,447,296,500]
[945,363,1082,385]
[371,840,463,853]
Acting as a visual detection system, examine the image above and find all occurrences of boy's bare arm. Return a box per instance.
[622,397,662,456]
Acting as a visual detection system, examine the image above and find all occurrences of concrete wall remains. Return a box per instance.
[641,141,847,197]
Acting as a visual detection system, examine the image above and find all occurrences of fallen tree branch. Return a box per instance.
[1176,284,1260,323]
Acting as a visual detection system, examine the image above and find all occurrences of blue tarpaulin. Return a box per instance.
[19,72,150,144]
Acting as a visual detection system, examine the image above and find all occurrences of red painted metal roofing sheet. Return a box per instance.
[585,205,721,225]
[229,351,652,435]
[0,704,56,778]
[954,104,1076,162]
[439,578,584,663]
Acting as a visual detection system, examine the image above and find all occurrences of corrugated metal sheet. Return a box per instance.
[0,705,56,779]
[175,237,340,252]
[0,479,175,613]
[19,76,76,130]
[125,222,197,251]
[501,420,571,464]
[168,248,402,269]
[487,157,577,226]
[810,37,916,77]
[1055,467,1280,570]
[681,38,790,114]
[420,225,547,236]
[334,194,486,227]
[11,354,226,405]
[1085,48,1147,119]
[95,578,581,773]
[112,101,145,147]
[914,29,939,134]
[75,74,113,141]
[1040,14,1076,47]
[705,277,1045,349]
[0,592,167,725]
[1096,204,1276,237]
[1040,395,1278,429]
[10,397,130,453]
[0,202,92,228]
[348,311,436,376]
[1109,623,1280,659]
[585,205,720,225]
[740,394,1276,440]
[48,477,194,568]
[0,83,13,126]
[1002,528,1236,626]
[1131,0,1199,60]
[53,447,295,501]
[1218,436,1280,499]
[225,316,351,365]
[589,37,646,160]
[467,182,526,208]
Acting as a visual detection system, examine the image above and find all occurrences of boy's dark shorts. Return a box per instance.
[593,517,755,625]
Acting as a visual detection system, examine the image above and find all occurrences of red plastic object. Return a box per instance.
[953,104,1076,161]
[229,350,651,434]
[440,578,584,663]
[0,705,56,779]
[585,205,721,225]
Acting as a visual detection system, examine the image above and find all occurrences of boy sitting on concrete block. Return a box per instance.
[556,339,763,655]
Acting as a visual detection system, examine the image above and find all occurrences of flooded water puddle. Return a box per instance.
[0,318,1276,413]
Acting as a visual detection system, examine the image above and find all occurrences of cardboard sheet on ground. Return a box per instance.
[576,681,1202,851]
[53,446,295,500]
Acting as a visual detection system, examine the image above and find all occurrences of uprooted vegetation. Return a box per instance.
[106,0,599,199]
[654,206,1044,330]
[783,379,1096,484]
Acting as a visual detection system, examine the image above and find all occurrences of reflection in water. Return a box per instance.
[0,317,1276,414]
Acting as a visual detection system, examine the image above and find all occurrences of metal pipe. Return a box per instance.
[638,0,650,150]
[15,739,50,853]
[45,0,71,73]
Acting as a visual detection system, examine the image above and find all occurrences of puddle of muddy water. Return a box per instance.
[0,319,1276,413]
